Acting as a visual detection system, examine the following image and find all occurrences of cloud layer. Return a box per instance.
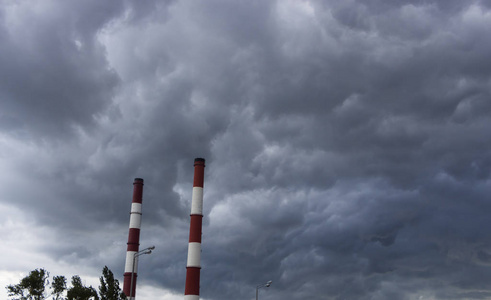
[1,1,491,299]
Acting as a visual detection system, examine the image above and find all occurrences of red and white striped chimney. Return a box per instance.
[184,158,206,300]
[123,178,144,300]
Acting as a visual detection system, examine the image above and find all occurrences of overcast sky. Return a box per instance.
[1,0,491,299]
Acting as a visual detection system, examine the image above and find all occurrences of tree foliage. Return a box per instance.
[6,268,49,300]
[66,276,99,300]
[52,276,67,300]
[6,267,124,300]
[98,266,126,300]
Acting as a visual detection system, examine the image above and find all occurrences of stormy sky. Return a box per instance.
[1,0,491,299]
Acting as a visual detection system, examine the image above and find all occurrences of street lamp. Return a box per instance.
[256,280,272,300]
[129,246,155,300]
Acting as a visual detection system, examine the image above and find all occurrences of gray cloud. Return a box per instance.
[0,0,121,139]
[1,0,491,299]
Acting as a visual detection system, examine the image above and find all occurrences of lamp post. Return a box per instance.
[129,246,155,300]
[256,280,272,300]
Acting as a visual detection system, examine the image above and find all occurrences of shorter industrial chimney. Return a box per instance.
[123,178,144,300]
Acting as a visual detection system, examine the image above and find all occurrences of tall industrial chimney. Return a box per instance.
[184,158,206,300]
[123,178,144,300]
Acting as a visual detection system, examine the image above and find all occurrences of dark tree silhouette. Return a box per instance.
[6,267,123,300]
[6,268,49,300]
[66,276,98,300]
[51,276,67,300]
[98,266,126,300]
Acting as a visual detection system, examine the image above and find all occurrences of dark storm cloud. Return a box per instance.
[175,1,491,299]
[2,0,491,300]
[0,0,121,138]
